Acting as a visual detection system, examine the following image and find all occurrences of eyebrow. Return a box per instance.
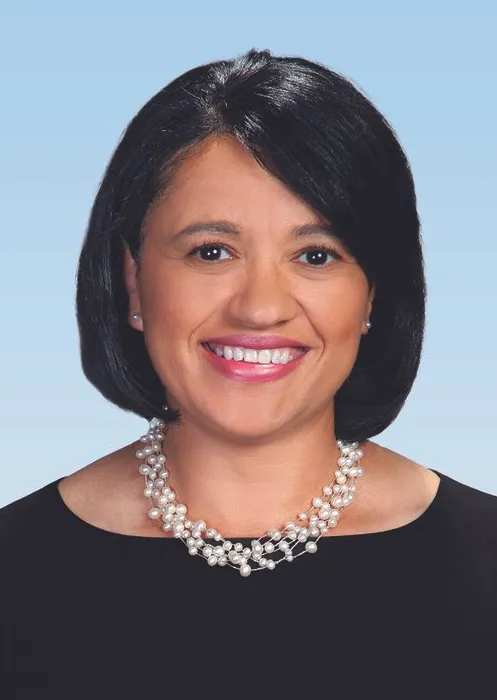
[171,220,337,242]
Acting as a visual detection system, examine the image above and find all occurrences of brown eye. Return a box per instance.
[190,244,232,262]
[297,247,339,266]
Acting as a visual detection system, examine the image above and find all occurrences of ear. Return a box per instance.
[123,244,143,332]
[362,284,376,335]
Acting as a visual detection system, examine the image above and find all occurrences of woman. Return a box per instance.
[1,49,496,698]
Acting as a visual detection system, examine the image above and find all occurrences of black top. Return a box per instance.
[1,469,497,699]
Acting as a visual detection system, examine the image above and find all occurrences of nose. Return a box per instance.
[226,259,298,330]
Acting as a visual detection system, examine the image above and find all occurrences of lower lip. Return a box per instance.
[201,344,308,383]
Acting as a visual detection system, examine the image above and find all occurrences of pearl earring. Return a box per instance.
[132,312,140,321]
[366,320,372,330]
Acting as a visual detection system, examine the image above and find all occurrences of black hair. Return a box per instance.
[76,48,426,442]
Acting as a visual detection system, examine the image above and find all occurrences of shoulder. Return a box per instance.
[0,478,61,545]
[437,469,497,517]
[0,478,65,598]
[434,469,497,549]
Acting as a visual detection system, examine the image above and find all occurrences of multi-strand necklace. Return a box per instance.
[136,417,364,576]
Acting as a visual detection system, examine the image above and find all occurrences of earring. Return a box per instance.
[132,312,140,321]
[366,320,372,329]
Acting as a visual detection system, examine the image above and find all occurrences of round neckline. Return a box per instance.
[50,469,446,545]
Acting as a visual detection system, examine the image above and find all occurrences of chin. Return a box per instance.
[199,407,293,442]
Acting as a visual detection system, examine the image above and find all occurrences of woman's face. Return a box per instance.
[125,135,374,440]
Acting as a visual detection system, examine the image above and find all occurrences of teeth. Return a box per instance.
[233,347,244,361]
[243,349,258,363]
[208,344,303,365]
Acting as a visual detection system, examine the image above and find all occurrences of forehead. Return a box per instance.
[151,135,326,231]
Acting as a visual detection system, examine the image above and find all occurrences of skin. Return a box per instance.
[59,135,440,538]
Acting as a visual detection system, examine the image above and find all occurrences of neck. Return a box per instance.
[160,410,360,537]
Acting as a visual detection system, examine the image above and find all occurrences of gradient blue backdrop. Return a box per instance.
[1,0,496,506]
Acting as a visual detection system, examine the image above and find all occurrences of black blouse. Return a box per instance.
[1,469,497,699]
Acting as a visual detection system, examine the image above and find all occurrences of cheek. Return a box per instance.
[141,266,205,335]
[303,276,367,372]
[307,278,367,340]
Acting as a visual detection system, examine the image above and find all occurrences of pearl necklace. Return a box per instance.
[136,417,364,576]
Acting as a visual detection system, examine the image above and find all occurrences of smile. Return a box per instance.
[201,343,309,383]
[205,343,306,365]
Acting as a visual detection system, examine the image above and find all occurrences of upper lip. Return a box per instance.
[203,335,309,350]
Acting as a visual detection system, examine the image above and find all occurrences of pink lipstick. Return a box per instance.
[200,336,309,384]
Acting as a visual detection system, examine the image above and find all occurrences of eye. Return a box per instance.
[296,246,340,267]
[189,243,233,262]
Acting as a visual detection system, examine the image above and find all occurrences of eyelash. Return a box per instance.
[188,239,342,267]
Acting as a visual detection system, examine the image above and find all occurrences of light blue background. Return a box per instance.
[1,0,496,506]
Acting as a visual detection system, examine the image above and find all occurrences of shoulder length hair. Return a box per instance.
[76,49,426,442]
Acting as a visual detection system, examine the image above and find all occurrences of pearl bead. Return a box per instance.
[148,508,160,520]
[188,547,198,555]
[306,541,318,554]
[139,464,151,475]
[234,543,243,552]
[278,541,289,552]
[176,504,187,515]
[208,556,218,566]
[266,560,276,570]
[322,485,332,496]
[223,541,233,551]
[264,542,275,553]
[313,497,323,508]
[203,546,213,557]
[229,551,241,564]
[240,564,252,577]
